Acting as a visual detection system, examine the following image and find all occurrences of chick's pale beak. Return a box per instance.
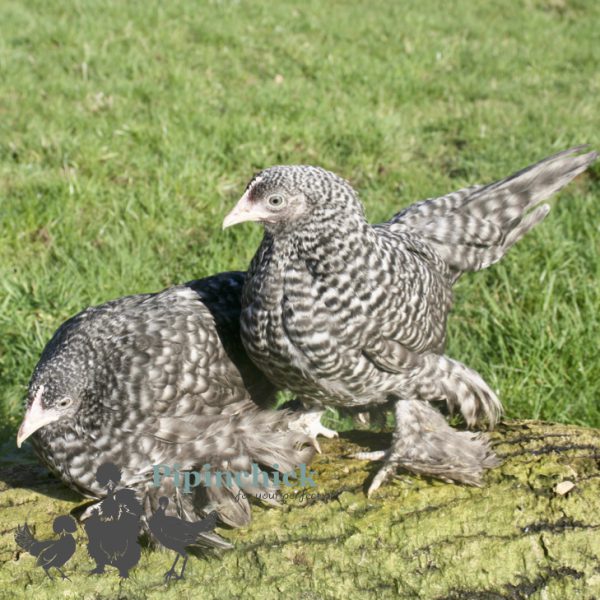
[17,385,56,448]
[222,193,272,229]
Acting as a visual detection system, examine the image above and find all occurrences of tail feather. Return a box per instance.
[14,524,38,555]
[471,145,595,209]
[417,354,503,428]
[389,146,597,277]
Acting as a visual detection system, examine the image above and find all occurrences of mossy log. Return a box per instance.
[1,420,599,599]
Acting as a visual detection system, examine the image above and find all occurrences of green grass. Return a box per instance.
[1,0,599,445]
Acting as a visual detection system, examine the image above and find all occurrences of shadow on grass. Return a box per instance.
[0,462,81,503]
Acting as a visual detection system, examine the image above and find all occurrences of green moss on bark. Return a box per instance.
[1,420,599,599]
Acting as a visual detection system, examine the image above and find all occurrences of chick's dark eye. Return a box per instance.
[57,397,72,409]
[268,195,284,207]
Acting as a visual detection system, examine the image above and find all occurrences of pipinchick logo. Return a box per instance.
[152,462,318,493]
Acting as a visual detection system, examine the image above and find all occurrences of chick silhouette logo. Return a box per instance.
[14,461,219,583]
[15,515,77,580]
[148,497,218,582]
[85,462,143,578]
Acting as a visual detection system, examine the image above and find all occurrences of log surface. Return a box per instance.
[1,420,599,599]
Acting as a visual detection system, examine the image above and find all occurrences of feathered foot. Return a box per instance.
[288,409,338,453]
[354,400,501,496]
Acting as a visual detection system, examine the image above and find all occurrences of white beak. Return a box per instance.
[17,386,57,448]
[222,192,273,229]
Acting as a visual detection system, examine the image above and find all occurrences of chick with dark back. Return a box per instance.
[16,272,316,539]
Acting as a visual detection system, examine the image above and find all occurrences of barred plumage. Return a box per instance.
[223,146,597,494]
[17,272,316,543]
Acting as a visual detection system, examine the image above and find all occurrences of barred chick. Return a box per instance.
[17,272,316,544]
[223,146,597,494]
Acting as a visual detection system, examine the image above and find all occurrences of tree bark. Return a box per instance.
[1,419,599,599]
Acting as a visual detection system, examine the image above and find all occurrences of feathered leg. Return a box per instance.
[355,400,500,495]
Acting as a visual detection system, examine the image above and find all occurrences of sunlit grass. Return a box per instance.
[1,0,598,444]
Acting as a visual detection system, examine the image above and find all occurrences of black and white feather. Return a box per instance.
[223,146,597,494]
[17,272,316,544]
